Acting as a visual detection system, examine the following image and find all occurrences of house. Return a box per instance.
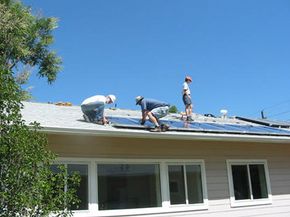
[21,102,290,217]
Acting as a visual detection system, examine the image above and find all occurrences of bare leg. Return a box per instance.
[147,112,159,126]
[189,104,192,116]
[185,104,193,121]
[185,105,190,117]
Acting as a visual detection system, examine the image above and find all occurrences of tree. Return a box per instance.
[169,105,178,113]
[0,1,79,216]
[15,69,34,101]
[0,0,61,84]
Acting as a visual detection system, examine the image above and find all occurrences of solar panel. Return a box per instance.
[236,116,290,128]
[108,116,290,136]
[108,117,155,129]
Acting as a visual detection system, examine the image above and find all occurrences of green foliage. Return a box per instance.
[0,1,79,216]
[0,69,79,217]
[169,105,178,113]
[0,0,61,84]
[15,69,33,101]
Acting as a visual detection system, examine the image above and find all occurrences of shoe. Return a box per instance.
[161,124,170,132]
[83,114,91,122]
[94,120,104,125]
[186,116,194,121]
[150,126,162,132]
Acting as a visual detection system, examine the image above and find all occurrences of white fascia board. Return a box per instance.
[36,126,290,144]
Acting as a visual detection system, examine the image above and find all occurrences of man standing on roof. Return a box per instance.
[81,94,116,125]
[182,76,193,121]
[135,96,170,132]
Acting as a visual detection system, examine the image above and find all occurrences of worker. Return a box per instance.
[182,75,193,121]
[81,94,116,125]
[135,96,170,132]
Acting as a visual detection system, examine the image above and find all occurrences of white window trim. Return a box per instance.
[56,157,208,217]
[226,159,272,208]
[165,162,208,208]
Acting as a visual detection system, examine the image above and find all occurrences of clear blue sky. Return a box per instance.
[23,0,290,120]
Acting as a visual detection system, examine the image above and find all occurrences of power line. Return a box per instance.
[267,110,290,119]
[261,99,290,111]
[260,99,290,119]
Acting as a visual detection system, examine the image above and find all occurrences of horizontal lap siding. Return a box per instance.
[48,134,290,216]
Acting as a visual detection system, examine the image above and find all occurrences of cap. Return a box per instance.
[185,76,192,82]
[107,94,116,103]
[135,96,144,105]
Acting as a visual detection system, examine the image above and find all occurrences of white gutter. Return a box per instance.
[37,126,290,144]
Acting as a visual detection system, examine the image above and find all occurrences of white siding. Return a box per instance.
[49,134,290,217]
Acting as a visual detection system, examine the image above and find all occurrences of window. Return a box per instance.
[227,160,272,207]
[96,160,208,214]
[51,163,89,210]
[97,164,161,210]
[168,164,204,205]
[67,164,89,210]
[54,159,208,216]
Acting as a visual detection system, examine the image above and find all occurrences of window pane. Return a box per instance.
[168,165,186,205]
[98,164,161,210]
[67,164,89,210]
[250,164,268,199]
[186,165,203,204]
[232,165,250,200]
[50,164,67,210]
[50,164,62,173]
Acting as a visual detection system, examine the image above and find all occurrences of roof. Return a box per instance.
[21,102,290,143]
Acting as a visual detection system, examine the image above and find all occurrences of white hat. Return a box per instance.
[135,96,144,105]
[107,94,116,103]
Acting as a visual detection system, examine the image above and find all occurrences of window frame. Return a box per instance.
[226,159,272,207]
[56,158,208,217]
[165,162,207,207]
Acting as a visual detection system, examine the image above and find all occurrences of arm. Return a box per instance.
[140,110,148,125]
[183,90,191,99]
[183,83,191,98]
[102,116,109,125]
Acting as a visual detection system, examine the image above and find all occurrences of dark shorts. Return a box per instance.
[183,94,192,106]
[81,102,105,121]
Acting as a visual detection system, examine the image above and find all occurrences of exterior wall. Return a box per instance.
[48,133,290,217]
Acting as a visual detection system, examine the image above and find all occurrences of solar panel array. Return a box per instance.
[236,116,290,128]
[108,117,290,136]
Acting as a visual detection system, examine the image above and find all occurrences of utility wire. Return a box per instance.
[260,99,290,119]
[261,99,290,111]
[266,110,290,119]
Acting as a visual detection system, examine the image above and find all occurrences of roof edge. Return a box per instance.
[36,126,290,144]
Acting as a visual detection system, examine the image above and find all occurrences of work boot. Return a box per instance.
[94,120,104,125]
[161,124,170,132]
[186,116,194,121]
[150,126,162,132]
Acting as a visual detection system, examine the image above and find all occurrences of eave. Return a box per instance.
[36,126,290,144]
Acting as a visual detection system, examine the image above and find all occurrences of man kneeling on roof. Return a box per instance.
[135,96,170,132]
[81,94,116,125]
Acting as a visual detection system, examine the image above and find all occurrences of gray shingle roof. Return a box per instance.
[21,102,246,129]
[20,102,290,142]
[21,101,138,130]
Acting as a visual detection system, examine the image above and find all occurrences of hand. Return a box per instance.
[103,118,109,125]
[140,119,145,125]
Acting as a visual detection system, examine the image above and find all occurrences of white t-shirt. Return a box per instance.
[182,82,191,95]
[81,95,106,105]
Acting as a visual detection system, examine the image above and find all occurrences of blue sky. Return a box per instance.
[23,0,290,120]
